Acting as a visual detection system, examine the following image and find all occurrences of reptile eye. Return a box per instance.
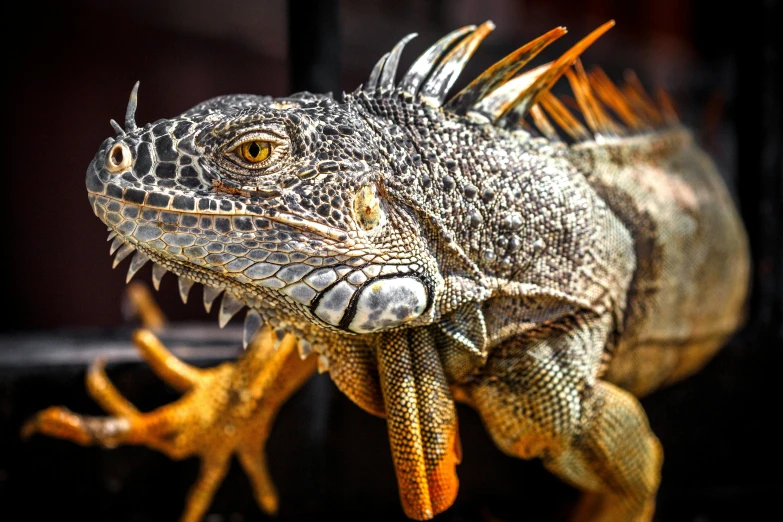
[221,130,288,174]
[105,142,132,173]
[353,185,383,231]
[236,140,271,163]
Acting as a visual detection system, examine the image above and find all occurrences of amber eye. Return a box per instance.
[236,140,271,163]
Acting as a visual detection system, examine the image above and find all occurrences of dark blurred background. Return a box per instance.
[1,0,780,521]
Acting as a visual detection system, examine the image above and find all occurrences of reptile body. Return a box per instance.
[26,21,749,522]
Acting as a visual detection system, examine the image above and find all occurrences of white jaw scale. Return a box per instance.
[313,276,428,333]
[314,281,355,326]
[348,277,428,333]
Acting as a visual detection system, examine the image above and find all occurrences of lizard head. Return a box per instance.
[86,85,440,345]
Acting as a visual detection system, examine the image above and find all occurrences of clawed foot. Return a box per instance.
[22,327,316,522]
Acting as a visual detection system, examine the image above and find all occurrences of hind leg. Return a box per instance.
[543,380,661,521]
[463,317,662,522]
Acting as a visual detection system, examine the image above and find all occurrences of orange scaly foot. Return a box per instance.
[22,327,316,522]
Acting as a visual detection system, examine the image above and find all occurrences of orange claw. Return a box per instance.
[22,405,135,450]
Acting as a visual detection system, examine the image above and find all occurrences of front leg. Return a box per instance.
[376,327,462,520]
[22,327,316,522]
[462,313,662,522]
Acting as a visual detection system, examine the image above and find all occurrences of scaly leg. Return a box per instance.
[461,315,661,522]
[22,327,316,522]
[546,380,661,522]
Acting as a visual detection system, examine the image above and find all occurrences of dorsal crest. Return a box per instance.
[354,20,679,143]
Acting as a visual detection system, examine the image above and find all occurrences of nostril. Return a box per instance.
[110,146,124,165]
[106,142,133,173]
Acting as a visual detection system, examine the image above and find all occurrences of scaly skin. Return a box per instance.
[25,21,748,521]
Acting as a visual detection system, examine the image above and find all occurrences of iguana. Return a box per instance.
[23,20,750,522]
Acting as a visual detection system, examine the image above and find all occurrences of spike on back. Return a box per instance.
[399,25,476,97]
[623,70,664,125]
[655,88,680,125]
[418,21,495,106]
[365,52,389,92]
[446,26,567,114]
[469,63,550,123]
[495,20,616,129]
[564,59,623,138]
[528,104,560,141]
[588,67,648,132]
[358,20,680,144]
[378,33,418,91]
[538,90,591,141]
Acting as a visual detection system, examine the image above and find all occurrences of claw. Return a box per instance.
[21,406,131,448]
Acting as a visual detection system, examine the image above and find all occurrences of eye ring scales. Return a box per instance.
[219,130,289,175]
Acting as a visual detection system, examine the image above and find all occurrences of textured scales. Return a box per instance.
[30,20,749,522]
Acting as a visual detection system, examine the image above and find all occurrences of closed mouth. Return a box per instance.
[88,189,353,245]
